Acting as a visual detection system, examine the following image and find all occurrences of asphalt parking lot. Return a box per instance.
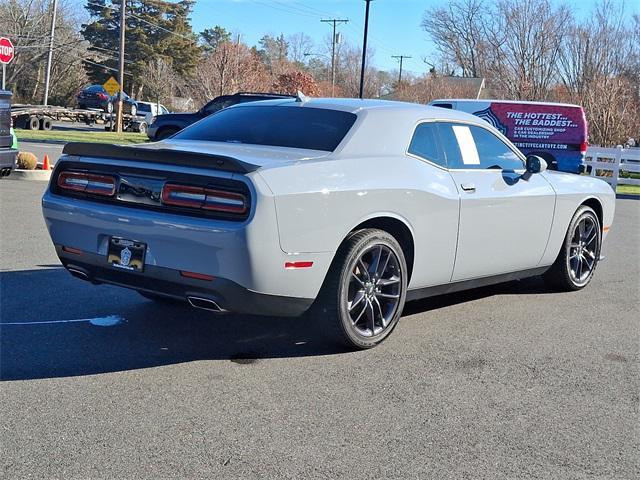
[1,180,638,479]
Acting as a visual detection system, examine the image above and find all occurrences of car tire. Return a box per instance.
[311,228,408,349]
[156,127,179,140]
[138,291,185,304]
[543,205,601,291]
[137,122,147,134]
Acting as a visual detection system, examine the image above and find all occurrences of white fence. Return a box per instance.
[584,146,640,190]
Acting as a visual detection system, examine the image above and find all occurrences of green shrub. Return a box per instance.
[17,151,38,170]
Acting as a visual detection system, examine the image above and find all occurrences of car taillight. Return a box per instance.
[57,171,117,196]
[97,93,108,100]
[161,183,247,214]
[580,141,588,153]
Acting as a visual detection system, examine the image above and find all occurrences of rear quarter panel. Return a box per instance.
[258,155,461,289]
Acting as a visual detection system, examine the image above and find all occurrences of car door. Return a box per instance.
[438,122,555,281]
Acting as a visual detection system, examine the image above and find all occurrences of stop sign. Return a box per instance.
[0,37,15,64]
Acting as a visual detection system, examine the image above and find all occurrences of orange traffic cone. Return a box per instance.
[42,154,50,170]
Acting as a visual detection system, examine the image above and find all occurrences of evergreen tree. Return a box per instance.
[201,26,231,52]
[82,0,202,96]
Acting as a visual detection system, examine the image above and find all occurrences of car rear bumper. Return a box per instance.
[42,185,331,312]
[146,124,158,140]
[56,246,313,316]
[0,148,17,172]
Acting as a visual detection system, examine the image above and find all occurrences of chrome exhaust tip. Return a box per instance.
[67,267,90,280]
[187,296,224,312]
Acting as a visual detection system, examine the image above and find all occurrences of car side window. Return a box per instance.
[438,123,523,170]
[437,123,464,167]
[469,125,523,170]
[408,122,446,168]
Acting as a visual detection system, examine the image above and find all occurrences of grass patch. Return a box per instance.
[16,129,148,145]
[616,184,640,195]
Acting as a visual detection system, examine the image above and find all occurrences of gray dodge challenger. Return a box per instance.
[42,98,615,348]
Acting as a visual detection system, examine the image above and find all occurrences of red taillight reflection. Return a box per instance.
[162,183,247,214]
[57,171,116,196]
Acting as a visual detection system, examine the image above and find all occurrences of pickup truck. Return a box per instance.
[0,90,18,177]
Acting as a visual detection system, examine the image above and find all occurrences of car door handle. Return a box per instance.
[460,183,476,193]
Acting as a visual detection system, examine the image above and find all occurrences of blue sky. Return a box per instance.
[188,0,633,74]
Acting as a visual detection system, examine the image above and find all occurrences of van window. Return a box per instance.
[408,123,446,167]
[432,103,453,109]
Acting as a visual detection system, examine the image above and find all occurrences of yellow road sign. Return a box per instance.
[103,76,120,96]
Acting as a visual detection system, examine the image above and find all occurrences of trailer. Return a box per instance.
[10,105,147,133]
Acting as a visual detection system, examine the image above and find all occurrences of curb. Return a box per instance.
[18,139,68,146]
[5,169,52,182]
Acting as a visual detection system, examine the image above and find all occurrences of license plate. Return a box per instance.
[107,237,146,272]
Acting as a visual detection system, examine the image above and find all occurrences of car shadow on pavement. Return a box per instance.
[1,267,552,381]
[0,267,348,381]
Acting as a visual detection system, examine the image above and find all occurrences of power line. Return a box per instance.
[321,19,349,96]
[391,55,412,83]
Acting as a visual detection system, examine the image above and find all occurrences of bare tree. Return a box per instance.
[141,58,175,107]
[485,0,571,100]
[287,32,313,65]
[557,0,639,145]
[421,0,489,77]
[0,0,89,104]
[188,41,268,104]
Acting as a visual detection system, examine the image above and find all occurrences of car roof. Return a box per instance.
[231,97,483,123]
[431,98,582,108]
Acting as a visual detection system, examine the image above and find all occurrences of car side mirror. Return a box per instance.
[525,155,547,174]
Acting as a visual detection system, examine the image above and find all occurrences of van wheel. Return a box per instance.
[311,229,408,349]
[543,206,601,291]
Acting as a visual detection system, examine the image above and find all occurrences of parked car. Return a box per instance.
[135,101,169,131]
[0,89,18,177]
[77,85,138,115]
[43,98,615,349]
[429,99,588,174]
[146,92,295,140]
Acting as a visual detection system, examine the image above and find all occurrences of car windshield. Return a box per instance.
[137,104,151,113]
[174,105,357,152]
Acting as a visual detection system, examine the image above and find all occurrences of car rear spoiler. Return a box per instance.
[62,142,260,174]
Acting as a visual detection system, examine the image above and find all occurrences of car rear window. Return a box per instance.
[174,105,357,151]
[86,85,104,92]
[137,104,151,113]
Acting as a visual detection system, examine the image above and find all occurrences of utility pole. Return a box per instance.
[391,55,411,84]
[115,0,126,133]
[359,0,372,99]
[43,0,58,106]
[320,19,348,97]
